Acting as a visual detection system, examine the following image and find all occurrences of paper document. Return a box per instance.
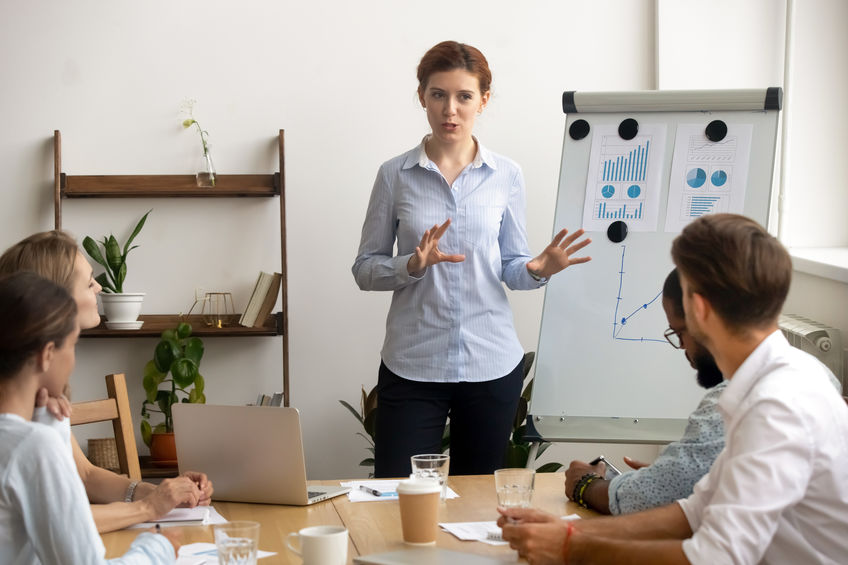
[341,480,459,502]
[178,542,276,564]
[582,123,667,232]
[129,506,227,529]
[438,521,508,546]
[664,123,752,232]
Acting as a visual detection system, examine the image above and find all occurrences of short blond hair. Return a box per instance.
[0,230,79,290]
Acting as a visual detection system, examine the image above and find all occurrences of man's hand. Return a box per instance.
[624,456,650,470]
[564,460,606,500]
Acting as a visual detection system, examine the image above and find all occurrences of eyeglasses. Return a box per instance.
[664,327,683,349]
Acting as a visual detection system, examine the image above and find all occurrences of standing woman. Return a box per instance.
[352,41,591,477]
[0,271,177,564]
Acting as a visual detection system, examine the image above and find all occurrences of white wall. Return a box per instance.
[0,0,844,479]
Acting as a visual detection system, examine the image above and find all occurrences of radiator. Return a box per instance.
[778,314,844,389]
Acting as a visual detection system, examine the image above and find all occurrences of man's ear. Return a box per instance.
[690,292,711,326]
[34,342,55,373]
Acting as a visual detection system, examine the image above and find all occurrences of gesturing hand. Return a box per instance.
[407,219,465,276]
[526,228,592,280]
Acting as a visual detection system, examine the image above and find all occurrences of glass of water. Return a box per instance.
[494,468,535,509]
[411,454,450,500]
[214,521,260,565]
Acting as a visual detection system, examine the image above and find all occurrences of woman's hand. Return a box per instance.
[177,471,214,506]
[35,387,71,421]
[407,219,465,276]
[526,228,592,280]
[140,476,202,519]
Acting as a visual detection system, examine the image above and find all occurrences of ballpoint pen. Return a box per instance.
[359,485,396,497]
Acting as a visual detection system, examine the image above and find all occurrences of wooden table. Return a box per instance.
[101,473,595,564]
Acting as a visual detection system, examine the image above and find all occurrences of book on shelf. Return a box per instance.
[239,271,282,328]
[253,392,283,407]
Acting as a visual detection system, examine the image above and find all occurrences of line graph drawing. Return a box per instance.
[612,246,666,344]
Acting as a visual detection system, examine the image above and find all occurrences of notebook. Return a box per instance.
[172,404,349,505]
[354,547,516,564]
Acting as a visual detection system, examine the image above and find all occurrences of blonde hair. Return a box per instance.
[0,230,79,290]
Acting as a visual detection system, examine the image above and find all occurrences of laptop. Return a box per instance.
[172,404,349,505]
[354,548,517,564]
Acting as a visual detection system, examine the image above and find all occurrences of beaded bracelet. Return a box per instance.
[124,480,140,503]
[572,472,600,509]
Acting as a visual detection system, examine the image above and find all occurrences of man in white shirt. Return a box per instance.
[499,213,848,565]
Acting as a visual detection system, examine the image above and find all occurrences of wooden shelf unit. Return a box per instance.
[53,130,290,405]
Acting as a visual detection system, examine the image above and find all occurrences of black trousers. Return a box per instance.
[373,359,524,478]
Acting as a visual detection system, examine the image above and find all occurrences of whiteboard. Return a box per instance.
[528,89,782,444]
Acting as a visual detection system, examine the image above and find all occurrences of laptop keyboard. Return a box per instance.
[307,490,323,498]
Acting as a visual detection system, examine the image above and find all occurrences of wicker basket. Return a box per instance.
[88,438,120,474]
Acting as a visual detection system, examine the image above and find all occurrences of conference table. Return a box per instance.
[101,472,597,564]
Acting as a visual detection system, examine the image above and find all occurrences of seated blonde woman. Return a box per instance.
[0,231,213,533]
[0,271,179,563]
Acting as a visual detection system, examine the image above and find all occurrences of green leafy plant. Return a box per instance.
[140,322,206,447]
[82,210,151,293]
[504,352,563,472]
[339,352,561,474]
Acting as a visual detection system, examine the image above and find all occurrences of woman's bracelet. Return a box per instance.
[124,480,140,503]
[572,472,601,509]
[562,521,576,562]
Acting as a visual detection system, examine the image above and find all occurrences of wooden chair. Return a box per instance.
[70,373,141,480]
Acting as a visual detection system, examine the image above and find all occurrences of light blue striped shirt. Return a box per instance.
[352,138,543,383]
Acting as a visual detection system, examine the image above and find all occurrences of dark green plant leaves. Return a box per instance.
[171,358,199,389]
[176,322,192,339]
[154,339,180,373]
[184,337,204,365]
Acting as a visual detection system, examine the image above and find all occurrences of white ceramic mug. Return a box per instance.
[285,525,348,565]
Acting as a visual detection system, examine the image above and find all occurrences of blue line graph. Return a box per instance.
[612,246,666,344]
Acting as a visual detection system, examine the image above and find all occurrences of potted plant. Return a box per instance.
[140,322,206,464]
[82,210,151,327]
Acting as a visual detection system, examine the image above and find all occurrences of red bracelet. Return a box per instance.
[562,522,575,562]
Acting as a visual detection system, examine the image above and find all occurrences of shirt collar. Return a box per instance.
[717,329,786,422]
[402,135,496,171]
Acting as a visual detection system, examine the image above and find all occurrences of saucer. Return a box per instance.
[105,320,144,330]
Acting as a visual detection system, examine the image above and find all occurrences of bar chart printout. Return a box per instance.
[582,123,666,232]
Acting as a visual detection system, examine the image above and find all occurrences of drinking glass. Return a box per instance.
[494,468,535,509]
[214,521,260,565]
[410,454,450,500]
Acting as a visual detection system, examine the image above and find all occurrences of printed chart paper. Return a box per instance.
[582,123,667,232]
[665,123,752,232]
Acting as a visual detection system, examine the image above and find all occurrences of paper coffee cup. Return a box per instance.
[397,477,441,545]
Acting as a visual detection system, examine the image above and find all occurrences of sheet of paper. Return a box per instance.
[177,542,276,564]
[582,123,667,232]
[664,123,753,232]
[340,480,459,502]
[438,521,508,546]
[129,506,228,529]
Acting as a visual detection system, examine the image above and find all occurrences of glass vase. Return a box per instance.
[196,150,216,187]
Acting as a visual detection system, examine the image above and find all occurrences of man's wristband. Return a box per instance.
[124,480,140,503]
[572,472,601,509]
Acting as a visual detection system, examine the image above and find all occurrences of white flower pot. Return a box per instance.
[100,293,145,323]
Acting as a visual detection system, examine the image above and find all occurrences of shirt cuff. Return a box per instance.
[396,253,426,282]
